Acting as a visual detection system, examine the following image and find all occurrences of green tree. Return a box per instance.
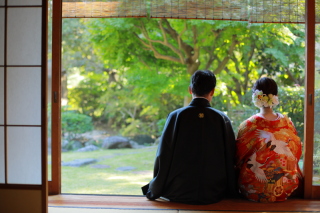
[63,18,306,137]
[86,18,305,106]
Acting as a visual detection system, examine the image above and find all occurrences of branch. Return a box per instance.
[225,66,242,102]
[285,67,299,84]
[204,50,215,70]
[158,19,185,63]
[191,25,200,62]
[243,44,256,92]
[133,31,182,64]
[162,19,194,57]
[177,21,188,50]
[122,106,136,119]
[203,30,222,69]
[213,35,238,75]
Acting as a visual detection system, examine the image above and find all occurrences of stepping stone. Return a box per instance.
[61,158,97,167]
[116,166,136,171]
[91,164,111,169]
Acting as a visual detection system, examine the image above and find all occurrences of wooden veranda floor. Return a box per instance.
[48,194,320,212]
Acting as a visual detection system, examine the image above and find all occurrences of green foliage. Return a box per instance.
[81,18,306,109]
[314,133,320,175]
[226,105,257,134]
[314,89,320,175]
[67,54,187,138]
[256,24,305,86]
[86,18,154,69]
[277,86,305,139]
[156,118,167,136]
[315,89,320,135]
[68,71,109,119]
[62,19,101,72]
[61,109,94,142]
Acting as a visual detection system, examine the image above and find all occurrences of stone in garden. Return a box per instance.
[71,140,83,150]
[61,140,70,152]
[61,158,98,167]
[102,136,131,149]
[116,166,136,171]
[81,130,109,141]
[91,164,111,169]
[131,134,154,145]
[129,140,145,149]
[77,145,100,152]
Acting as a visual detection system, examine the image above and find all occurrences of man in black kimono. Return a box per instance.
[142,70,238,204]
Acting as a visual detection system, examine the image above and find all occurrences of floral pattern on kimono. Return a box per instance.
[236,114,302,203]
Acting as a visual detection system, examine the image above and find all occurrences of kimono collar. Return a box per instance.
[189,98,211,107]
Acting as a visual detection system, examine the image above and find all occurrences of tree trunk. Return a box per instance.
[184,61,199,106]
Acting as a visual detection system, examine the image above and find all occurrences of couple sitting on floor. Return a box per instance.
[142,70,302,204]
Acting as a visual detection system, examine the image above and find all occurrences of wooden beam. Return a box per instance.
[304,0,316,199]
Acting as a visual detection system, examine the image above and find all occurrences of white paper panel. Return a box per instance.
[7,68,41,125]
[0,68,4,125]
[7,127,41,184]
[0,8,4,65]
[0,127,4,183]
[7,8,42,66]
[0,1,5,6]
[8,0,42,6]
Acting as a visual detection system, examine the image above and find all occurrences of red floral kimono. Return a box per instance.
[236,113,302,202]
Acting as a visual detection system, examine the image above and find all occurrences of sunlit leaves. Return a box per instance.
[264,48,289,67]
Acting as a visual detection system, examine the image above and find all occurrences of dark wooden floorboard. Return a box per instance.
[48,195,320,212]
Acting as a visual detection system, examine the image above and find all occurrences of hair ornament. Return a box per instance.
[252,90,279,108]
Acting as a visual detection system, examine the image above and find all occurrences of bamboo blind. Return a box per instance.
[249,0,305,23]
[62,0,147,18]
[150,0,248,21]
[61,0,314,23]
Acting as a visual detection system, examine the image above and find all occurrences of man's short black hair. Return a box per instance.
[190,70,216,96]
[252,77,278,96]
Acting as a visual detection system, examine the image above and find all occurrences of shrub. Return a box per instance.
[61,110,94,143]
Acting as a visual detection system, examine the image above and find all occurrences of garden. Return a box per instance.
[48,17,320,195]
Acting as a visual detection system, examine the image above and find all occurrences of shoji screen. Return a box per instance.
[0,0,47,212]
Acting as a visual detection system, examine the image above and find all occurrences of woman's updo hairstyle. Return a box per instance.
[252,77,278,95]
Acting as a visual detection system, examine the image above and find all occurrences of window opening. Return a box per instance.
[59,17,306,195]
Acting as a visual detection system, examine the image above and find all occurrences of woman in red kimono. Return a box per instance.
[236,77,302,203]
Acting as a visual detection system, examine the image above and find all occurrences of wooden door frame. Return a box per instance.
[48,0,62,195]
[48,0,319,198]
[304,0,316,199]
